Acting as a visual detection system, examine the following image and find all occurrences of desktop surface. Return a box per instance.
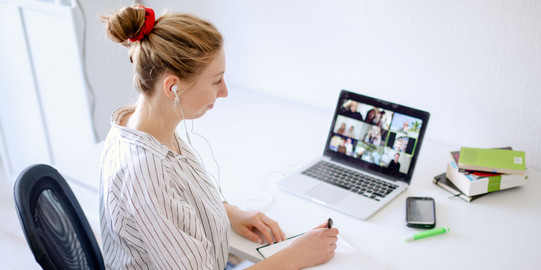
[195,88,541,270]
[57,87,541,270]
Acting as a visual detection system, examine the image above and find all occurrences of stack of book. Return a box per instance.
[433,147,528,202]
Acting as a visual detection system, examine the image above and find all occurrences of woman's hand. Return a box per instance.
[281,221,339,269]
[223,203,286,245]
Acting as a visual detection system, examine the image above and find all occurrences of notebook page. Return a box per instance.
[256,234,384,270]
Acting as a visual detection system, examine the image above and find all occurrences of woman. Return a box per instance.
[336,122,346,135]
[99,5,338,270]
[365,109,376,123]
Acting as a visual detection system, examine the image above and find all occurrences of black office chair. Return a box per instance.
[13,164,105,270]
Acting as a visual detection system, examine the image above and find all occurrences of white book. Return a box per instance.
[446,159,528,196]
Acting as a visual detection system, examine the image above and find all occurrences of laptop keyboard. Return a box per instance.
[302,160,398,201]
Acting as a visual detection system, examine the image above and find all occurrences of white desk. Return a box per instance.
[58,87,541,270]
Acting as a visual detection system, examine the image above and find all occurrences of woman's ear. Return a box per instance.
[163,74,181,101]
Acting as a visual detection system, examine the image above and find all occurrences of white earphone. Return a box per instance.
[172,84,192,145]
[172,85,179,105]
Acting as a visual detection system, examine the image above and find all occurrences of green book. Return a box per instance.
[458,147,526,175]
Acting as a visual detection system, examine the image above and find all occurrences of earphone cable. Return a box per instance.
[176,99,226,201]
[189,120,225,200]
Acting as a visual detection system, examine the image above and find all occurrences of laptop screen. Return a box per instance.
[324,90,430,183]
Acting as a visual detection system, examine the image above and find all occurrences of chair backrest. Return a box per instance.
[13,164,105,270]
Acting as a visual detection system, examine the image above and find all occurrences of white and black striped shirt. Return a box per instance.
[99,107,230,270]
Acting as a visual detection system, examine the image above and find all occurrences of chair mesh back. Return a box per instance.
[34,189,90,270]
[14,164,104,270]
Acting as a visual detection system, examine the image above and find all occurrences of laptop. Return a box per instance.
[277,90,430,220]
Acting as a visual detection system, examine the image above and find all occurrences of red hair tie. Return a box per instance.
[129,6,155,42]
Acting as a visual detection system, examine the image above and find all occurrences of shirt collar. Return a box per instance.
[110,106,178,160]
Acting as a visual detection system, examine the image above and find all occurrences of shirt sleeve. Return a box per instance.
[122,150,215,270]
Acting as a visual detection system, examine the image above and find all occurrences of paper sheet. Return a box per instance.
[257,234,385,270]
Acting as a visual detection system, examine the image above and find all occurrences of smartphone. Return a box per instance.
[406,196,436,228]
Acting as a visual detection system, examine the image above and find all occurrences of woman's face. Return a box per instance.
[350,101,358,112]
[367,110,375,120]
[179,48,228,119]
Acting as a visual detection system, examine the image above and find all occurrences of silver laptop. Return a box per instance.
[277,90,430,220]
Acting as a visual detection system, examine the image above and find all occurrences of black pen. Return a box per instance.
[327,218,333,229]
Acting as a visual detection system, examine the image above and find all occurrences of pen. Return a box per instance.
[327,218,333,229]
[402,226,449,242]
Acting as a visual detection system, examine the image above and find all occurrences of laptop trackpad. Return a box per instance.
[305,184,346,205]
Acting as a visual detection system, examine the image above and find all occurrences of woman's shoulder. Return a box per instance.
[105,122,171,159]
[101,133,170,182]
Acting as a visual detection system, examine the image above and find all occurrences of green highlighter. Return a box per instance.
[403,226,449,242]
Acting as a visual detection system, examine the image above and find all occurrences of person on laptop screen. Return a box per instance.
[99,5,339,270]
[387,153,402,175]
[340,99,363,120]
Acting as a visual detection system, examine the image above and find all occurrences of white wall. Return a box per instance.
[0,0,138,156]
[142,0,541,170]
[0,0,107,177]
[77,0,138,139]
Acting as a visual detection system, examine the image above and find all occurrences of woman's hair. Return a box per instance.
[103,5,223,95]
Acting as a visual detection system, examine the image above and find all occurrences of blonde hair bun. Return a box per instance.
[102,6,223,95]
[104,5,147,45]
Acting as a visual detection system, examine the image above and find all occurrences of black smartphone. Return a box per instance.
[406,196,436,228]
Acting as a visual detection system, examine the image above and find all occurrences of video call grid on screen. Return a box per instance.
[328,98,424,177]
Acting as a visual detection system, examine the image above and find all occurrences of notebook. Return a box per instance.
[257,233,385,269]
[277,89,430,220]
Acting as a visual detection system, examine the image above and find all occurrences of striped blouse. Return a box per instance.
[99,107,230,270]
